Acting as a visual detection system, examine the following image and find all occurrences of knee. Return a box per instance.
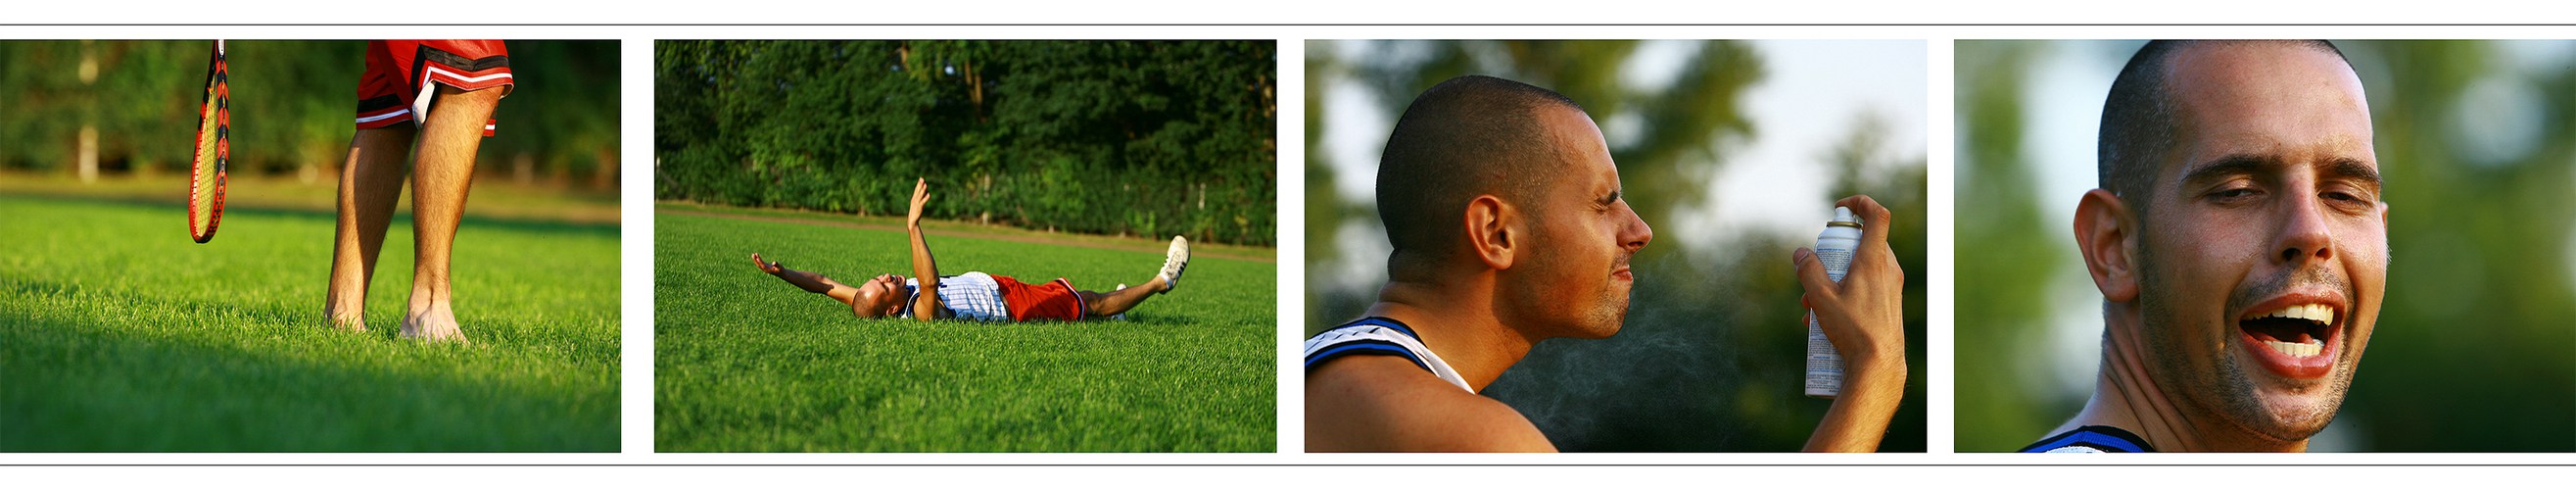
[349,127,418,163]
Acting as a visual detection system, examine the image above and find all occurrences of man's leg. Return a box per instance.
[1077,276,1169,318]
[1079,235,1191,318]
[401,86,502,342]
[323,126,416,330]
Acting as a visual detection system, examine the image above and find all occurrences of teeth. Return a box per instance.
[2255,304,2336,325]
[2263,339,2324,358]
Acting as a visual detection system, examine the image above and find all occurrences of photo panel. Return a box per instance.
[1953,39,2576,453]
[649,39,1279,453]
[1303,39,1930,453]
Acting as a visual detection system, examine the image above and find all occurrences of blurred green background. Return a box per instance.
[0,40,621,192]
[1307,40,1928,452]
[653,40,1276,245]
[1954,40,2576,452]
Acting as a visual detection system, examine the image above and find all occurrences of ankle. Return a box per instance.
[405,292,449,313]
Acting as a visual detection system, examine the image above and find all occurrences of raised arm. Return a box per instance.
[906,177,945,320]
[1792,194,1909,453]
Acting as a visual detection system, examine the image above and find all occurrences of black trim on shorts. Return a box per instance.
[417,47,512,72]
[356,95,404,113]
[406,43,512,95]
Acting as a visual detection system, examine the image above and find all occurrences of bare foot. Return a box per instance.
[751,253,783,274]
[402,301,469,343]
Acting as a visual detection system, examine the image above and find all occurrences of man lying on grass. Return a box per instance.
[750,178,1191,321]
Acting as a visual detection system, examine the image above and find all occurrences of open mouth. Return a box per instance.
[2241,304,2332,357]
[2235,301,2342,378]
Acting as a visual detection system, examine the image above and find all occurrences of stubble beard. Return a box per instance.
[2134,236,2355,446]
[1586,279,1631,336]
[1524,248,1634,340]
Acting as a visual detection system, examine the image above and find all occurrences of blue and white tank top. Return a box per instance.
[1302,317,1471,392]
[895,271,1011,321]
[2020,425,2156,453]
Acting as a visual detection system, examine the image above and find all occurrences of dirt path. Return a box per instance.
[657,205,1276,264]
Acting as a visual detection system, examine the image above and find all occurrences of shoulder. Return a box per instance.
[1305,356,1553,452]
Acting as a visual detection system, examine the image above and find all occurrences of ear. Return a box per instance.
[1464,194,1517,271]
[2074,188,2141,303]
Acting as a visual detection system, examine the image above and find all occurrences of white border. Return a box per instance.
[13,0,2566,25]
[3,19,2572,478]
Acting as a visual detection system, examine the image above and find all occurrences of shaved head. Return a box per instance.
[1376,74,1588,280]
[2099,40,2353,212]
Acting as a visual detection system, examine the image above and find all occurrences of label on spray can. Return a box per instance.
[1806,207,1861,398]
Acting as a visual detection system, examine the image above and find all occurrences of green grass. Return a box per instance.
[654,206,1275,452]
[0,194,620,452]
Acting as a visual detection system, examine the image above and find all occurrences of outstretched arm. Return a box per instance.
[752,253,838,294]
[1793,195,1909,453]
[906,177,944,320]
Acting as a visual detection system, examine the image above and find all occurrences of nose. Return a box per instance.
[1620,203,1653,252]
[2274,185,2335,266]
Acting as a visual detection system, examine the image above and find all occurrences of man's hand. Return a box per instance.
[906,177,930,228]
[1792,194,1908,452]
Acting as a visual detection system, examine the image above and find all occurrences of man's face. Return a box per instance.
[2132,44,2388,443]
[852,273,907,318]
[1506,106,1653,339]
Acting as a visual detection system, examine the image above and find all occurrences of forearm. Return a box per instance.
[1802,348,1906,452]
[770,268,835,294]
[907,221,940,320]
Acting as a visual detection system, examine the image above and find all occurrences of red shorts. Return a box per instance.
[355,40,513,133]
[992,274,1085,321]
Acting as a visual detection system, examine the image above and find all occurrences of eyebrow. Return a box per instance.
[2318,158,2385,192]
[2176,154,2273,187]
[2177,153,2383,191]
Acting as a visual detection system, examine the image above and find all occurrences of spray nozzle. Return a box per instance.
[1831,206,1859,226]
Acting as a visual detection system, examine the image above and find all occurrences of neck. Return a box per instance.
[1367,275,1536,392]
[2068,308,2308,452]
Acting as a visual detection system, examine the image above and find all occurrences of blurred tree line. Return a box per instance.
[654,40,1277,245]
[0,40,621,190]
[1307,40,1929,452]
[1954,40,2576,452]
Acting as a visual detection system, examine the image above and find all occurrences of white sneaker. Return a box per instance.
[1158,235,1190,293]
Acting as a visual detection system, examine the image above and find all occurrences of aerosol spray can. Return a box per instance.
[1805,206,1862,399]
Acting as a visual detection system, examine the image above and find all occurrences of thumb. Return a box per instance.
[1792,247,1839,307]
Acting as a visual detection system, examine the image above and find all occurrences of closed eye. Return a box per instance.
[2209,187,2263,204]
[2320,189,2374,214]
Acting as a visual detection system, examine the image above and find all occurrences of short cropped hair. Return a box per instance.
[1375,75,1587,279]
[2098,40,2351,211]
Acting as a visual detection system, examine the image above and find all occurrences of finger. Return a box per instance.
[1835,194,1893,249]
[1791,246,1839,306]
